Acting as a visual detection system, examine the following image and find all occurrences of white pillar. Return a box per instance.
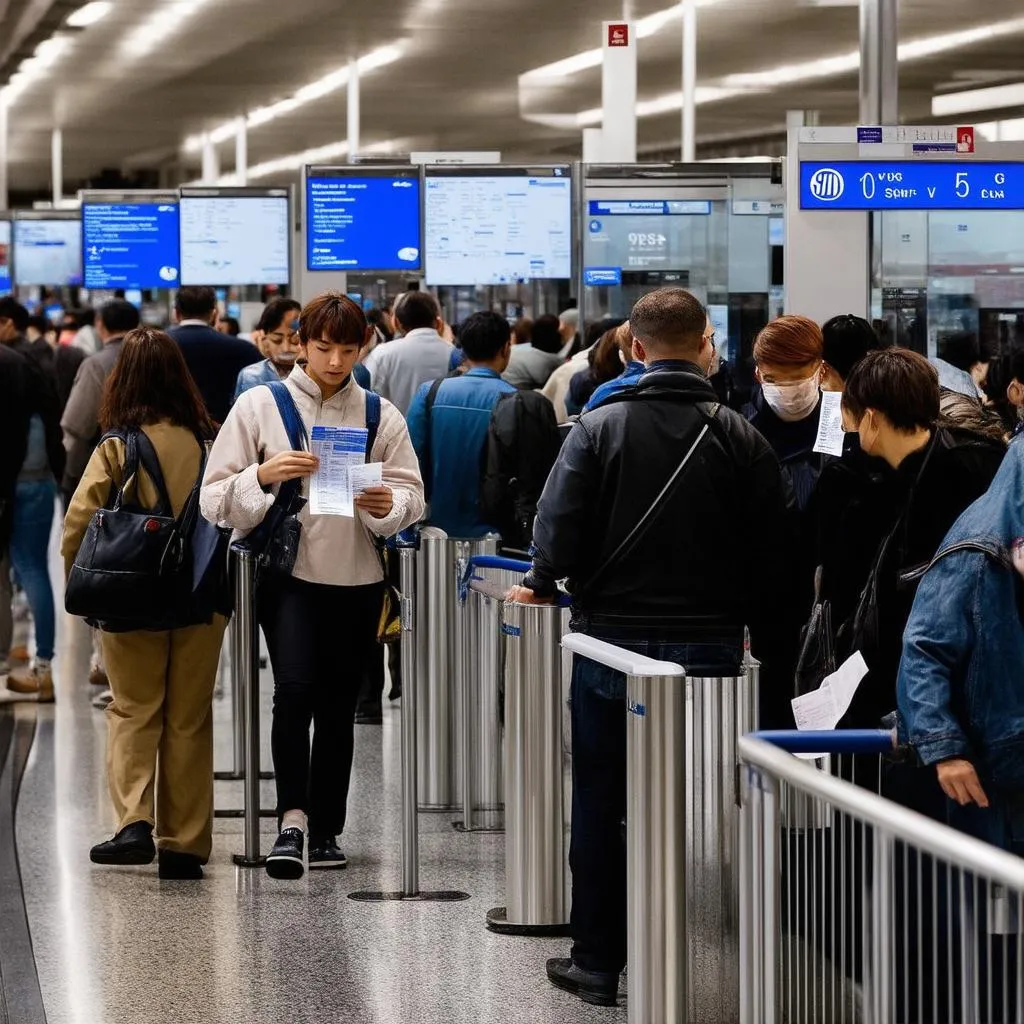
[51,127,63,206]
[0,101,8,209]
[235,117,248,186]
[681,0,697,163]
[859,0,898,124]
[601,21,637,163]
[347,58,360,161]
[202,134,219,184]
[582,127,605,164]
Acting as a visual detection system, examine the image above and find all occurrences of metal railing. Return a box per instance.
[740,733,1024,1024]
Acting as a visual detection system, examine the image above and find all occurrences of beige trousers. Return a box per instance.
[101,616,226,861]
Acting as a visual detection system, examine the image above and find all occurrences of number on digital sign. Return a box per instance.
[860,173,876,200]
[955,173,970,199]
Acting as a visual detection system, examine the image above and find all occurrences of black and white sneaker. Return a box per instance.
[265,827,305,880]
[308,835,348,869]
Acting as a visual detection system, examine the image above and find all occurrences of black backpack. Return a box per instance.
[65,429,230,632]
[479,390,561,553]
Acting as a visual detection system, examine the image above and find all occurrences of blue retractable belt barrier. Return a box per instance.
[751,729,895,755]
[458,553,571,607]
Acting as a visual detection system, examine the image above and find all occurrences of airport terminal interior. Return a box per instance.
[3,0,1024,1021]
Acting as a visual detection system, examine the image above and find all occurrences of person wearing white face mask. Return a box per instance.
[748,314,826,511]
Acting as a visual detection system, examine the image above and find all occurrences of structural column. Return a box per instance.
[0,100,8,209]
[681,0,697,162]
[235,117,248,186]
[859,0,898,124]
[601,20,637,163]
[347,58,360,161]
[202,134,220,184]
[51,127,62,206]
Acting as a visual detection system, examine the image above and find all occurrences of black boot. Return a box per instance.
[545,958,619,1006]
[90,821,156,865]
[158,849,204,880]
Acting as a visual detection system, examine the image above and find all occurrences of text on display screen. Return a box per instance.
[14,220,82,286]
[83,203,180,290]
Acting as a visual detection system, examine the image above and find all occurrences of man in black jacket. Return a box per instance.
[510,287,795,1006]
[168,287,261,425]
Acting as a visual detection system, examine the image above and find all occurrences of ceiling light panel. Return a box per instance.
[122,0,215,59]
[67,2,112,27]
[932,82,1024,117]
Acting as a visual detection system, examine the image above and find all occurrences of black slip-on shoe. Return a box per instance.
[308,836,348,869]
[158,849,204,880]
[265,827,305,880]
[90,821,156,865]
[545,957,619,1007]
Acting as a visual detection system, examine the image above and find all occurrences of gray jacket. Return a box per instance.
[60,337,124,493]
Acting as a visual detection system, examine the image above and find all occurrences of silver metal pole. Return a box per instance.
[399,543,419,897]
[51,128,62,206]
[347,58,360,160]
[201,134,220,184]
[859,0,899,125]
[416,528,450,809]
[0,101,8,210]
[230,612,245,775]
[232,547,264,867]
[870,829,894,1022]
[681,0,697,162]
[235,116,248,186]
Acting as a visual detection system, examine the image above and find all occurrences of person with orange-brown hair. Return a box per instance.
[748,314,826,511]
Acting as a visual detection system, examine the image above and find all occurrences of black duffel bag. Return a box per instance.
[66,429,230,632]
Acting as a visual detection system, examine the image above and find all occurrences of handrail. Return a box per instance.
[561,633,685,678]
[739,735,1024,890]
[468,555,532,574]
[752,729,895,755]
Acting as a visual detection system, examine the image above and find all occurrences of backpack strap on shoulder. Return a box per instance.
[97,428,173,516]
[364,390,382,461]
[266,380,308,451]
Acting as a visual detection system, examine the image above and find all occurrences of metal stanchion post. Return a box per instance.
[213,614,245,781]
[416,527,450,810]
[232,546,266,867]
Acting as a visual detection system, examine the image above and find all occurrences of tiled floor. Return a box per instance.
[10,537,627,1024]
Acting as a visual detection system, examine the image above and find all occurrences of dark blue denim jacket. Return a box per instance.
[897,439,1024,791]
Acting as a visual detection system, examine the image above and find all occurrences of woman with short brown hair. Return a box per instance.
[62,326,225,880]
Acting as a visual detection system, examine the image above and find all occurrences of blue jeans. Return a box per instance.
[568,636,742,974]
[9,479,56,661]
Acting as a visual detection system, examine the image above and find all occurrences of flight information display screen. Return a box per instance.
[800,162,1024,211]
[180,190,290,285]
[585,198,712,273]
[306,167,421,272]
[0,220,10,293]
[424,166,572,285]
[13,218,82,286]
[82,197,180,289]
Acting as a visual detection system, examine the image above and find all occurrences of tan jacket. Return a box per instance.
[200,366,425,587]
[61,421,204,579]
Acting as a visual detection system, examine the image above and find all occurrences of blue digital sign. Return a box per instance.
[588,200,711,216]
[800,162,1024,211]
[306,169,422,272]
[83,202,180,289]
[584,267,623,286]
[0,221,11,295]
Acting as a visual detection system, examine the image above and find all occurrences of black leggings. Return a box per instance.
[258,575,382,839]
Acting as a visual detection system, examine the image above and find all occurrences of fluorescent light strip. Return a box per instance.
[932,82,1024,118]
[1,35,73,105]
[121,0,215,59]
[67,2,112,27]
[183,43,405,152]
[521,0,723,82]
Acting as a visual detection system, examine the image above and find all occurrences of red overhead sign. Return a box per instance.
[607,23,629,47]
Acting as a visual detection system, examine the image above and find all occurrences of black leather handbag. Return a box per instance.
[65,430,225,632]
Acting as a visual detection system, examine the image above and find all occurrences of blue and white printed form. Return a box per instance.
[309,426,382,517]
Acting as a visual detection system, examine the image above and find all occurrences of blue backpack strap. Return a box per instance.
[266,380,308,450]
[364,390,381,462]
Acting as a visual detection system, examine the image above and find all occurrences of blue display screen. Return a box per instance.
[0,220,11,294]
[306,171,422,272]
[800,162,1024,211]
[584,267,623,286]
[588,200,711,216]
[82,202,181,289]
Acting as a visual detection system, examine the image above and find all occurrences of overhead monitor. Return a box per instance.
[424,165,573,285]
[12,213,82,286]
[0,218,10,294]
[180,187,291,286]
[81,191,181,290]
[305,165,422,273]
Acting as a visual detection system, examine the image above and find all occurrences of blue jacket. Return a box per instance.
[407,368,515,538]
[584,360,645,413]
[897,440,1023,791]
[234,360,370,404]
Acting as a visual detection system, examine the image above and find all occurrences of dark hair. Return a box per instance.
[459,311,511,363]
[219,315,240,336]
[821,314,884,381]
[257,297,301,335]
[531,314,563,355]
[512,317,533,345]
[754,314,823,367]
[0,297,30,334]
[590,327,627,383]
[938,330,984,372]
[629,288,705,355]
[299,292,367,347]
[99,299,142,336]
[100,326,216,438]
[27,315,54,336]
[393,291,440,333]
[1013,350,1024,385]
[584,316,626,351]
[366,306,394,342]
[174,286,217,320]
[842,349,940,432]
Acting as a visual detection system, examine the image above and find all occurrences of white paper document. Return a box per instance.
[349,461,383,496]
[309,426,371,517]
[790,651,869,733]
[813,390,846,457]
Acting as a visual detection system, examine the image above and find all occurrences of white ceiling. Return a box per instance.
[4,0,1024,194]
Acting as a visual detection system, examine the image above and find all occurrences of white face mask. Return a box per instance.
[761,375,821,422]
